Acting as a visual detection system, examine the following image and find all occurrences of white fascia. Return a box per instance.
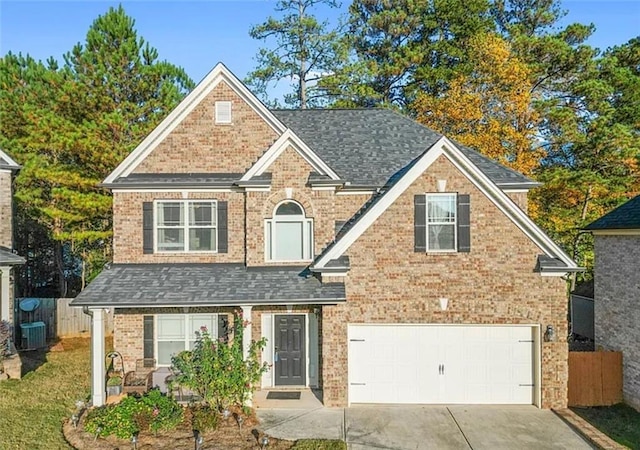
[0,149,20,168]
[313,136,580,271]
[240,129,340,181]
[103,63,287,184]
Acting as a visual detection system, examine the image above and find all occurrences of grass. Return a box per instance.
[572,404,640,449]
[0,338,92,450]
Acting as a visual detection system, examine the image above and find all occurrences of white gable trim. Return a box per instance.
[240,129,341,181]
[0,149,20,168]
[103,63,287,184]
[313,136,579,271]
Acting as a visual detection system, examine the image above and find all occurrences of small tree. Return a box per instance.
[170,314,268,410]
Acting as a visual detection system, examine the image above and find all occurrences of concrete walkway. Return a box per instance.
[257,404,596,449]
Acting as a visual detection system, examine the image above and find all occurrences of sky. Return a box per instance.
[0,0,639,86]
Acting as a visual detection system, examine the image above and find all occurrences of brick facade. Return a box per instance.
[0,170,13,249]
[594,235,640,410]
[320,155,568,408]
[108,72,570,409]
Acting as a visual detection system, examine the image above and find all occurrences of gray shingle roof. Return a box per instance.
[0,248,25,265]
[103,173,272,189]
[585,195,640,230]
[70,263,346,307]
[272,109,538,188]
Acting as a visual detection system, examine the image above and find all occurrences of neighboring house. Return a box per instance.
[72,63,582,408]
[0,149,25,330]
[585,196,640,410]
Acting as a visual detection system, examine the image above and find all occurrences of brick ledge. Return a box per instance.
[553,408,628,450]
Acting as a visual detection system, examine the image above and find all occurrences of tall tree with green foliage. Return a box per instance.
[321,0,494,108]
[247,0,348,108]
[0,6,193,295]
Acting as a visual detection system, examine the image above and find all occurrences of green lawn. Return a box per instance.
[0,338,92,450]
[572,404,640,449]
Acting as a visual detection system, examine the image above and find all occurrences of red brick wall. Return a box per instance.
[320,155,568,408]
[133,81,278,174]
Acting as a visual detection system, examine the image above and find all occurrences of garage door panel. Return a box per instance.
[348,325,535,405]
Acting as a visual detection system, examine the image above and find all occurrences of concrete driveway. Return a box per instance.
[257,405,595,449]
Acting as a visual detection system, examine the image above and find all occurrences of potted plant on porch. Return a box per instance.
[106,375,123,397]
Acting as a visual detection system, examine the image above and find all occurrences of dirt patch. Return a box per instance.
[63,407,296,450]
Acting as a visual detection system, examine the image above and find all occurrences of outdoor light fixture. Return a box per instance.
[71,414,79,428]
[131,432,138,450]
[194,430,204,450]
[237,415,244,430]
[261,436,269,449]
[94,427,102,442]
[439,297,449,311]
[222,409,231,421]
[544,325,556,342]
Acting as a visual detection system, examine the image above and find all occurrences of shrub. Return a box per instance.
[0,320,12,363]
[84,389,183,439]
[171,313,268,410]
[188,404,218,432]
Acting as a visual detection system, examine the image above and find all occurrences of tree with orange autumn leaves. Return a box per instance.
[414,33,542,177]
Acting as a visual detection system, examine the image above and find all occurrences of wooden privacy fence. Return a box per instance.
[14,298,114,342]
[568,351,623,406]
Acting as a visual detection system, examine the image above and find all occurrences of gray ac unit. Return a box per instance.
[21,322,46,349]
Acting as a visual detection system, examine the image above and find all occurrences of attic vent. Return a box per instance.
[215,101,232,124]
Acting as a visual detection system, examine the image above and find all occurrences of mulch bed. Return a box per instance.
[63,406,295,450]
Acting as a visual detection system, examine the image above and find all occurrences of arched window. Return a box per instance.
[265,200,313,261]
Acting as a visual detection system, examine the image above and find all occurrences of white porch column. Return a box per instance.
[0,267,10,323]
[90,308,106,407]
[240,305,253,360]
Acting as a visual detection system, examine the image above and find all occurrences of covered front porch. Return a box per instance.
[70,263,345,406]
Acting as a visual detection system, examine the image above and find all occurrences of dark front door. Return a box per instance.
[274,314,306,386]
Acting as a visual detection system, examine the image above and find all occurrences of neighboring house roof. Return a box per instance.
[585,195,640,230]
[70,264,346,307]
[273,109,539,189]
[311,136,581,274]
[0,248,25,265]
[0,149,20,171]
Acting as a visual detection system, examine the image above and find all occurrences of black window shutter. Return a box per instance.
[414,195,426,252]
[217,314,229,343]
[217,201,228,253]
[142,202,154,254]
[457,194,471,253]
[143,315,154,360]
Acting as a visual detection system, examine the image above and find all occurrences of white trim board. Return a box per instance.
[312,136,579,271]
[240,129,340,182]
[104,63,287,184]
[0,149,20,169]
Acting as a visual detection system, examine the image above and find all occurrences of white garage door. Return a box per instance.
[348,325,535,405]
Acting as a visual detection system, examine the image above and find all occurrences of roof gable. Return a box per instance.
[241,129,341,182]
[104,63,287,184]
[0,149,20,171]
[586,195,640,231]
[312,136,580,272]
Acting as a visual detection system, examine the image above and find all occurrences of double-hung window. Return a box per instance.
[426,193,457,251]
[265,201,313,261]
[156,314,217,366]
[156,200,217,252]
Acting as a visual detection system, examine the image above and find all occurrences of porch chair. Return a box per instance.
[123,358,156,395]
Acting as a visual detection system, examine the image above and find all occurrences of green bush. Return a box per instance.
[188,404,218,432]
[171,313,269,410]
[84,389,183,439]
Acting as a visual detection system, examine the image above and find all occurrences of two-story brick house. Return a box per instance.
[72,63,581,408]
[0,149,25,330]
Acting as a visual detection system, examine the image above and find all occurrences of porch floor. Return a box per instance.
[253,388,323,409]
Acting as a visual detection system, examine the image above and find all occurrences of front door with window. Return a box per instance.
[274,315,306,385]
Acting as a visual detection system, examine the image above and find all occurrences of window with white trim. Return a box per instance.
[215,101,232,124]
[155,200,217,252]
[265,201,313,261]
[156,314,217,365]
[426,193,457,251]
